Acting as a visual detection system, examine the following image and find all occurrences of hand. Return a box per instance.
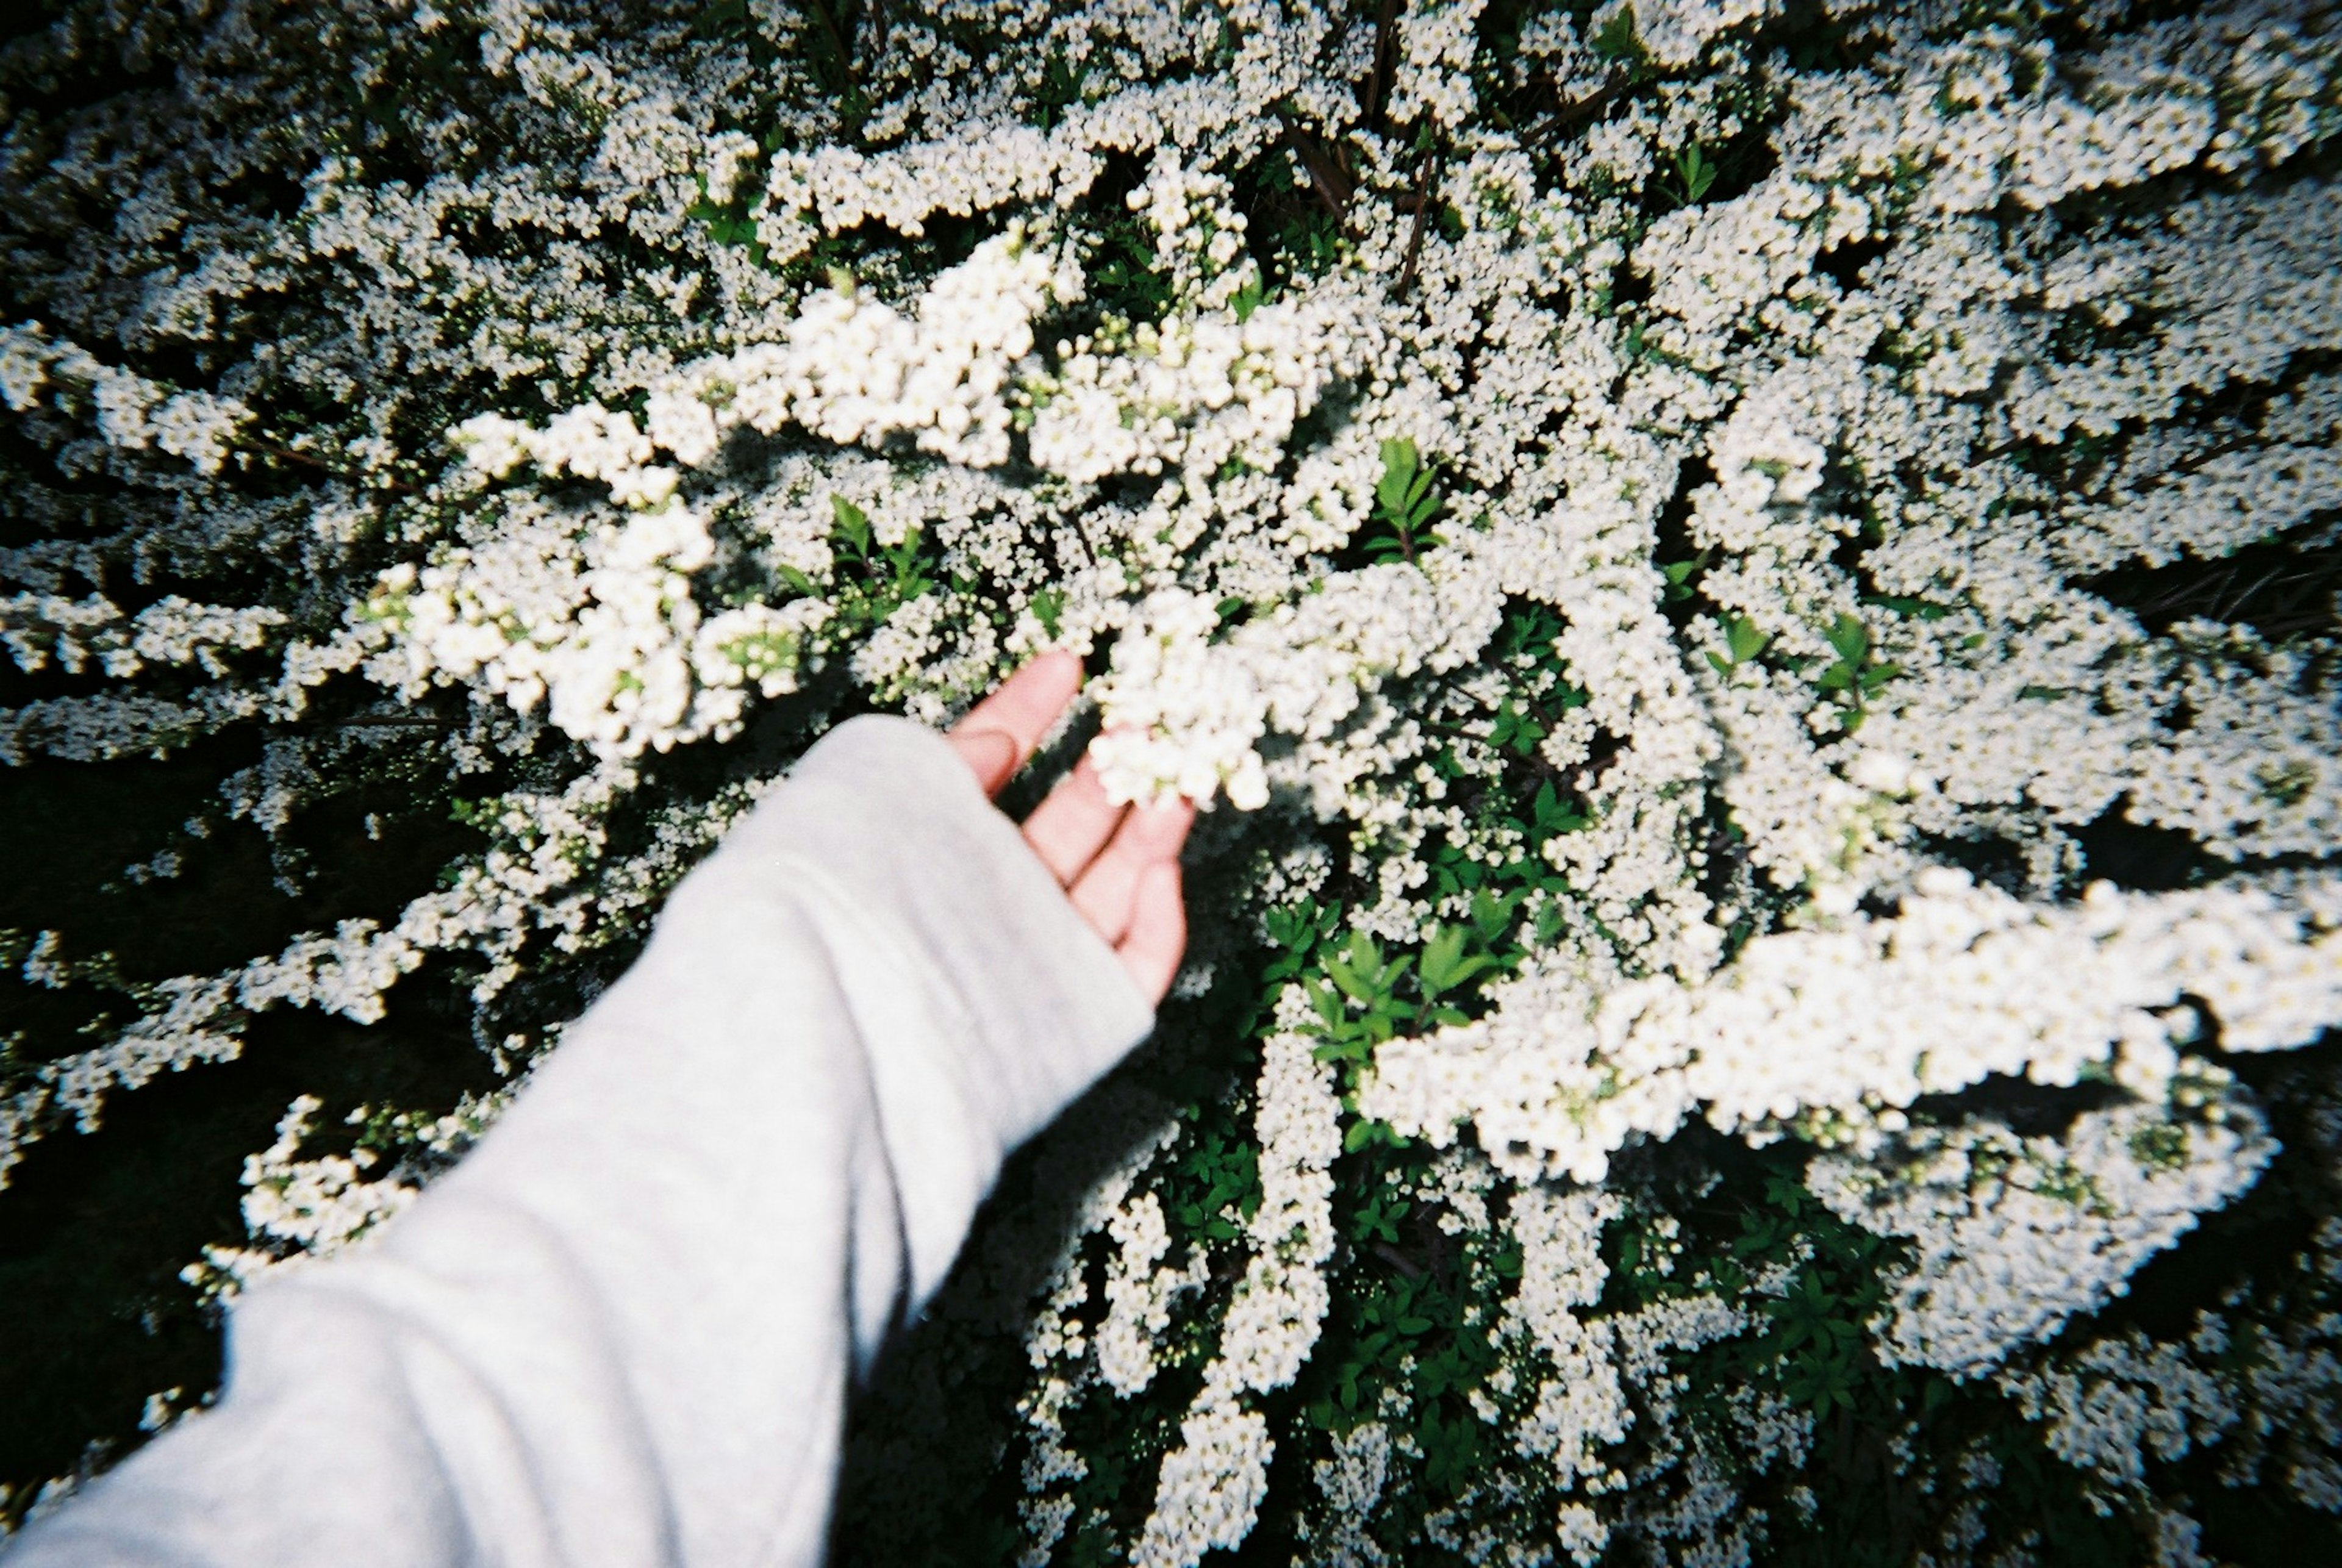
[946,651,1195,1004]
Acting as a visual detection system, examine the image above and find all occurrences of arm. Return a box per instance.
[7,656,1191,1568]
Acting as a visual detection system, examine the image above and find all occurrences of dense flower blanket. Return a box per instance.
[2,1,2340,1561]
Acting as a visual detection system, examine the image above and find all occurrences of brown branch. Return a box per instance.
[1365,0,1401,130]
[1520,80,1632,154]
[1395,143,1441,296]
[1372,1240,1426,1281]
[803,0,861,104]
[242,440,419,495]
[1277,113,1355,224]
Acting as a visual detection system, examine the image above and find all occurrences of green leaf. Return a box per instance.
[1469,889,1521,943]
[776,564,820,600]
[829,494,871,554]
[1825,612,1869,665]
[1030,587,1066,639]
[1675,142,1716,204]
[1863,593,1952,620]
[1377,439,1420,513]
[1418,924,1495,1000]
[1531,781,1585,837]
[1727,614,1770,664]
[1660,554,1705,602]
[1325,957,1375,1006]
[1591,5,1642,62]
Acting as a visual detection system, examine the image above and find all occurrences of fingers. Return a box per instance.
[1117,861,1187,1005]
[1021,756,1126,886]
[944,653,1192,1006]
[1070,796,1195,947]
[947,729,1019,797]
[947,649,1083,797]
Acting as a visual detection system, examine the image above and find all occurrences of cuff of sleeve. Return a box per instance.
[672,714,1156,1296]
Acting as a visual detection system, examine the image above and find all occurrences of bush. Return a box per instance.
[3,0,2340,1561]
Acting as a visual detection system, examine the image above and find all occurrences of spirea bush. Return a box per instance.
[4,0,2341,1559]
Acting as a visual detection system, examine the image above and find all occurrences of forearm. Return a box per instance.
[5,716,1153,1568]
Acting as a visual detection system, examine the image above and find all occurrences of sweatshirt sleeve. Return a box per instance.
[4,714,1157,1568]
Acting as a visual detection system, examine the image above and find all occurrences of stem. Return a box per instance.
[1365,0,1400,129]
[1278,112,1354,224]
[802,0,862,117]
[1396,141,1440,296]
[243,439,418,495]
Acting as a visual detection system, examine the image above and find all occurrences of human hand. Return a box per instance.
[945,651,1195,1005]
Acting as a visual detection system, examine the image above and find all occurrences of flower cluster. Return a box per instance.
[1811,1073,2276,1378]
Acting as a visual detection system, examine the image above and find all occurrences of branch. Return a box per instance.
[1277,112,1355,224]
[242,439,418,495]
[1365,0,1401,129]
[802,0,862,109]
[1396,143,1441,296]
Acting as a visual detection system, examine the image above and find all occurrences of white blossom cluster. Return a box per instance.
[2000,1208,2342,1520]
[1094,1192,1209,1395]
[0,323,249,475]
[178,1095,420,1305]
[1811,1074,2277,1379]
[456,226,1059,489]
[365,502,831,759]
[1130,1022,1342,1568]
[1364,872,2342,1183]
[0,595,286,681]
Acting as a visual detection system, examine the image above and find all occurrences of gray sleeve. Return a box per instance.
[5,714,1156,1568]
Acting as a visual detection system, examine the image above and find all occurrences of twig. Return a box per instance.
[1518,80,1631,153]
[803,0,861,105]
[1278,113,1355,224]
[243,439,419,495]
[1372,1241,1427,1281]
[1395,143,1441,296]
[1365,0,1401,129]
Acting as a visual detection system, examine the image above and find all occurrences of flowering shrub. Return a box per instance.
[3,0,2341,1559]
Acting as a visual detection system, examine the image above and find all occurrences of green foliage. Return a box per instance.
[1810,612,1900,726]
[1706,612,1772,676]
[1230,272,1267,322]
[780,494,937,637]
[1169,1117,1261,1243]
[1667,140,1720,206]
[1028,586,1067,639]
[1027,48,1089,132]
[1592,5,1645,65]
[1086,209,1175,322]
[684,173,762,251]
[1660,550,1710,603]
[791,0,869,132]
[1366,438,1443,565]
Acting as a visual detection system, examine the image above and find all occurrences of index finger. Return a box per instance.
[946,649,1084,797]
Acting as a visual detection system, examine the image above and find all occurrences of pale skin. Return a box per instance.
[943,649,1197,1004]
